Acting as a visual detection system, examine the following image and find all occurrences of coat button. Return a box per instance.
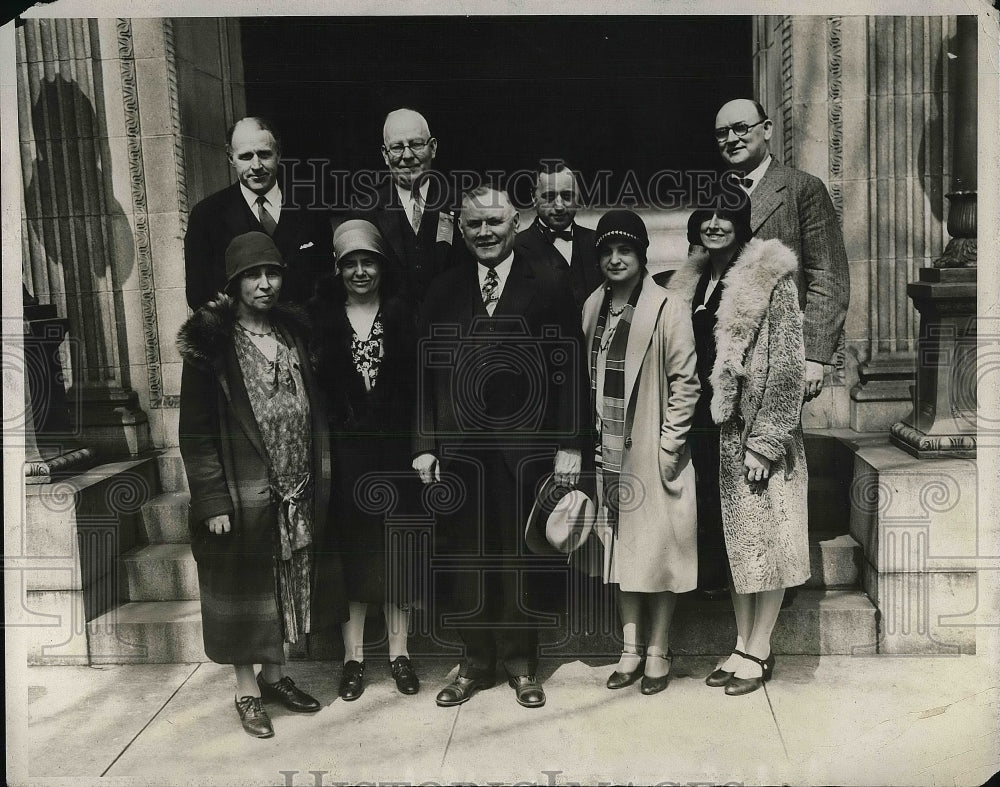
[624,436,632,449]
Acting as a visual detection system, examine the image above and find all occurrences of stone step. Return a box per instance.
[139,491,191,544]
[87,600,206,664]
[155,447,189,493]
[806,532,862,589]
[123,544,199,601]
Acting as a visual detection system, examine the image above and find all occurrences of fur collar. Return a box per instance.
[708,238,798,422]
[176,297,310,369]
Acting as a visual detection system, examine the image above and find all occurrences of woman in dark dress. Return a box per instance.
[310,219,421,700]
[177,231,347,738]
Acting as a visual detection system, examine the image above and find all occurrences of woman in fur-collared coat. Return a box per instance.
[667,190,808,697]
[177,231,347,738]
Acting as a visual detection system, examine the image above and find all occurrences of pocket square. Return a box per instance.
[299,241,315,250]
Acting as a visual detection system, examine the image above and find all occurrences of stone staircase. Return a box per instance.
[86,433,877,663]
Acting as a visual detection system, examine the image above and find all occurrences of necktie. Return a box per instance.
[256,196,277,236]
[727,173,754,191]
[481,267,499,314]
[542,225,573,243]
[410,188,424,233]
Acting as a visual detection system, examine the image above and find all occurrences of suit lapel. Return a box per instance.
[376,183,409,263]
[495,254,535,317]
[750,162,787,233]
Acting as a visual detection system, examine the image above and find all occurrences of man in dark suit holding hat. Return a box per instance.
[184,116,332,309]
[355,108,462,306]
[514,160,602,311]
[413,185,590,710]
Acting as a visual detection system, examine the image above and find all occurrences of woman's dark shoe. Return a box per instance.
[235,695,274,738]
[256,673,320,712]
[724,651,774,696]
[640,650,673,696]
[338,660,365,701]
[390,656,420,695]
[606,648,646,690]
[705,652,739,687]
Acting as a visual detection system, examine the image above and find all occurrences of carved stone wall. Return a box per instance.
[16,18,245,449]
[753,16,955,431]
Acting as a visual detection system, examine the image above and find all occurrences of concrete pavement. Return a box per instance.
[19,653,1000,786]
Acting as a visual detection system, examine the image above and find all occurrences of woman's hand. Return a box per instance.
[658,448,680,486]
[205,514,231,535]
[743,448,772,483]
[412,453,440,485]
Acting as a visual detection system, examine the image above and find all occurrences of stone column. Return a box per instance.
[753,16,955,431]
[16,18,245,455]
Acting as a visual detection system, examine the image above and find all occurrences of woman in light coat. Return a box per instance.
[668,189,809,696]
[582,210,701,695]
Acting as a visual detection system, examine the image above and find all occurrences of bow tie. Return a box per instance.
[541,226,573,243]
[727,173,754,189]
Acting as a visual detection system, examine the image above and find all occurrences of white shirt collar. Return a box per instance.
[743,154,772,194]
[240,182,282,213]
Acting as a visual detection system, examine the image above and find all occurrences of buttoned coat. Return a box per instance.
[750,160,849,364]
[177,301,347,662]
[581,272,701,593]
[667,238,810,593]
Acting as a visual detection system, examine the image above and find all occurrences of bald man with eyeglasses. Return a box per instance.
[355,108,463,305]
[714,98,849,403]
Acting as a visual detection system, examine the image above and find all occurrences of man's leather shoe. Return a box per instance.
[390,656,420,695]
[435,675,494,707]
[508,675,546,708]
[257,673,320,712]
[338,660,365,701]
[235,695,274,738]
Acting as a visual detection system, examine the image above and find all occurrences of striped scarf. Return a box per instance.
[590,280,643,529]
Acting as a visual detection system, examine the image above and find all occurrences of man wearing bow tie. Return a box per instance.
[514,161,602,311]
[184,116,332,308]
[357,108,462,305]
[413,185,589,710]
[714,98,849,402]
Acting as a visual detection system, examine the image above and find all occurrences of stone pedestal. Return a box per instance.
[890,266,977,459]
[849,440,980,654]
[850,355,916,432]
[23,456,155,664]
[67,385,152,459]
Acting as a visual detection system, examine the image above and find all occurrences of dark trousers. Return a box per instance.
[689,416,729,589]
[436,445,553,679]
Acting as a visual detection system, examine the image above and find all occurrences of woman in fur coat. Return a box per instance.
[177,232,346,738]
[667,191,809,696]
[582,210,701,696]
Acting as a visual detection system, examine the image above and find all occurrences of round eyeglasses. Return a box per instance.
[713,119,767,143]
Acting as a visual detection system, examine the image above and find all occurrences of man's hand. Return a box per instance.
[743,448,772,483]
[804,360,826,400]
[553,448,581,487]
[412,453,440,485]
[205,514,231,535]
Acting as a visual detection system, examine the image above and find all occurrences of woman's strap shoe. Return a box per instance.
[640,650,673,696]
[724,651,773,696]
[257,673,320,712]
[338,660,366,701]
[606,648,646,690]
[390,656,420,695]
[235,695,274,738]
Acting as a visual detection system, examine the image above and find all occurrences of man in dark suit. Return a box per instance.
[355,108,461,305]
[184,117,331,309]
[413,185,589,710]
[514,161,602,311]
[714,98,850,400]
